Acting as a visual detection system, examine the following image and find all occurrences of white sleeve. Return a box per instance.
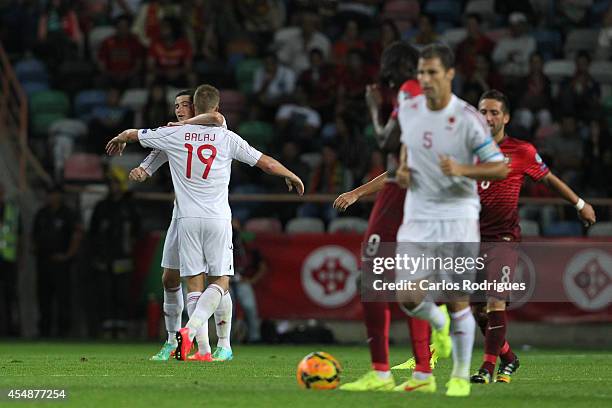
[227,130,263,167]
[138,126,181,150]
[140,149,168,176]
[468,115,504,163]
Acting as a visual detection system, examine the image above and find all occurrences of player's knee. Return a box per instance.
[162,268,180,289]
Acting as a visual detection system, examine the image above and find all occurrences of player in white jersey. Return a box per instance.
[131,89,230,362]
[105,84,304,361]
[394,44,509,397]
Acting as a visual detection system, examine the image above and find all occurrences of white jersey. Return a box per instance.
[139,119,228,219]
[138,124,262,220]
[398,94,503,221]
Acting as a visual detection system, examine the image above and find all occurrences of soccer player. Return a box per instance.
[130,89,228,362]
[470,90,596,384]
[394,44,508,397]
[335,41,435,392]
[104,84,304,362]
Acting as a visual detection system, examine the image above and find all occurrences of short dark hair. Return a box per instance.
[175,89,194,99]
[479,89,510,113]
[381,41,419,80]
[420,43,455,70]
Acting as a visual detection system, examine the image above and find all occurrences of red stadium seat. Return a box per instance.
[63,153,104,182]
[244,217,283,234]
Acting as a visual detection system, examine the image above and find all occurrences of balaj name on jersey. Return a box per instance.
[185,133,216,142]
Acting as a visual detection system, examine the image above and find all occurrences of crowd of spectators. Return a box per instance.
[2,0,612,227]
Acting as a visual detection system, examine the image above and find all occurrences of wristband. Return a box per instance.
[575,198,585,211]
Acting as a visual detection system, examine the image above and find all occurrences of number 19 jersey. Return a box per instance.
[138,124,262,220]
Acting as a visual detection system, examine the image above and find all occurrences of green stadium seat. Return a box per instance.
[31,112,66,137]
[238,121,274,150]
[29,90,70,116]
[235,58,263,95]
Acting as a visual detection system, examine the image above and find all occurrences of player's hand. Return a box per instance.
[396,165,411,188]
[365,84,383,110]
[129,166,149,182]
[105,133,127,156]
[285,175,304,196]
[578,202,596,227]
[439,154,464,177]
[333,191,359,212]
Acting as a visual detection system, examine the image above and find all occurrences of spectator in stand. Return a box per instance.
[88,88,133,152]
[231,219,267,343]
[275,10,331,74]
[143,82,170,126]
[518,52,552,114]
[332,19,367,66]
[146,16,195,87]
[459,54,503,107]
[298,142,354,224]
[36,0,82,67]
[540,115,585,189]
[492,12,536,78]
[132,0,180,47]
[583,118,612,196]
[556,0,592,28]
[336,48,377,130]
[559,51,601,122]
[298,48,337,122]
[596,7,612,60]
[181,0,222,65]
[369,19,401,63]
[362,150,385,184]
[455,14,495,81]
[110,0,143,19]
[408,14,438,47]
[253,52,297,120]
[97,14,145,90]
[235,0,286,49]
[275,85,322,150]
[32,186,83,337]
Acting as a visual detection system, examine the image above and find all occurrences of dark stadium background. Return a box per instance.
[0,0,610,347]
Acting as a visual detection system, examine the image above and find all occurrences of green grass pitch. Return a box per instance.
[1,343,611,407]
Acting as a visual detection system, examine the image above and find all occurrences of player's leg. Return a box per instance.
[445,298,475,397]
[212,288,233,360]
[233,281,259,342]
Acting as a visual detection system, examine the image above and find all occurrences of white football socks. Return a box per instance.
[186,284,224,341]
[214,291,233,350]
[186,291,211,354]
[163,285,183,345]
[450,307,476,380]
[403,301,446,331]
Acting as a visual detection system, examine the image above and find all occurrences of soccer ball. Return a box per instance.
[296,351,342,390]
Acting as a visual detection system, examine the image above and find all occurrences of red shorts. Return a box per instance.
[363,182,406,252]
[479,240,519,300]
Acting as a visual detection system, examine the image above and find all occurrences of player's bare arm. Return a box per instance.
[255,154,305,196]
[396,143,411,188]
[439,155,509,180]
[366,84,401,151]
[168,111,225,127]
[105,129,139,155]
[540,172,596,226]
[333,171,388,212]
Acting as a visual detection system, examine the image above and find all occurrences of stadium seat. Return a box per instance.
[89,25,116,60]
[424,0,463,25]
[543,60,575,82]
[382,0,420,32]
[465,0,496,22]
[285,217,325,234]
[63,153,104,182]
[328,217,369,234]
[31,112,67,137]
[22,81,49,96]
[519,219,540,236]
[235,58,263,95]
[441,28,467,49]
[484,28,510,43]
[589,61,612,84]
[564,29,599,58]
[29,90,70,116]
[587,222,612,237]
[542,221,583,237]
[120,88,149,111]
[74,89,107,120]
[15,57,48,84]
[238,121,274,150]
[244,217,283,234]
[533,29,563,61]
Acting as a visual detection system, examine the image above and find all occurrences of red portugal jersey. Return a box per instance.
[478,135,549,240]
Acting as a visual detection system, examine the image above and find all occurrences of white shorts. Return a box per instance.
[161,218,180,270]
[177,218,234,277]
[395,219,480,284]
